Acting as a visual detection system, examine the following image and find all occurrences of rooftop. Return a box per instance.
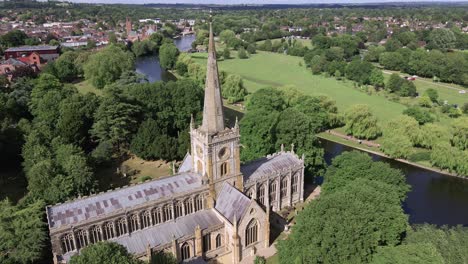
[241,152,302,183]
[47,172,202,229]
[215,183,251,224]
[61,209,222,262]
[5,45,59,52]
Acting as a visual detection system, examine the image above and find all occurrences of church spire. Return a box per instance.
[200,19,225,134]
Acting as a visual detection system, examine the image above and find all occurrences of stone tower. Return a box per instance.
[125,17,132,36]
[190,21,243,207]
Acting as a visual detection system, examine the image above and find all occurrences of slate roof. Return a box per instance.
[61,209,222,262]
[241,152,302,184]
[47,172,202,229]
[5,45,59,52]
[215,183,251,224]
[178,153,193,173]
[1,58,27,66]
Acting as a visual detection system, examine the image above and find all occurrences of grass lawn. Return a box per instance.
[74,79,103,96]
[192,51,406,124]
[381,70,467,106]
[266,254,279,264]
[97,155,172,190]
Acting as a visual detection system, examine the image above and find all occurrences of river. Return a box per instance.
[135,34,196,83]
[322,138,468,226]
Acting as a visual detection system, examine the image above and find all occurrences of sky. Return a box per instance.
[41,0,464,4]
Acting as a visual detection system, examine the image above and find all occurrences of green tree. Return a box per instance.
[222,74,248,103]
[385,38,402,52]
[345,59,374,85]
[246,88,285,112]
[51,51,80,82]
[424,88,439,103]
[371,243,445,264]
[159,43,179,70]
[399,80,417,97]
[247,43,256,54]
[84,45,135,89]
[403,106,434,125]
[151,251,177,264]
[429,28,457,50]
[0,199,47,264]
[91,91,142,153]
[369,68,385,88]
[451,117,468,151]
[69,242,142,264]
[344,104,381,139]
[379,52,405,70]
[0,30,28,47]
[223,47,231,60]
[219,29,236,47]
[175,61,188,76]
[381,133,413,159]
[238,47,248,59]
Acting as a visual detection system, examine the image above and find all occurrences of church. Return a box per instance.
[46,21,305,264]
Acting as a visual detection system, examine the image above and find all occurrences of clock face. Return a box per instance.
[218,146,230,159]
[196,146,203,157]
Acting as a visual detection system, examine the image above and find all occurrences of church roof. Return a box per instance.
[61,209,222,262]
[200,22,225,134]
[215,183,251,224]
[241,152,303,184]
[47,172,202,229]
[178,153,193,173]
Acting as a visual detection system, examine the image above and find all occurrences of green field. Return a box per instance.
[192,51,406,123]
[74,79,103,96]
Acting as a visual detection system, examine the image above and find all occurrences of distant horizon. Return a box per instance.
[38,0,468,5]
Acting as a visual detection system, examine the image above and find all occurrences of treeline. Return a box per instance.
[240,87,340,176]
[278,150,468,264]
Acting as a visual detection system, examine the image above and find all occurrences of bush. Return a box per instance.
[247,44,256,54]
[254,256,266,264]
[403,106,434,125]
[175,61,188,76]
[238,47,248,59]
[223,47,231,60]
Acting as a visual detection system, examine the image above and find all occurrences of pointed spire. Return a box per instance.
[281,144,284,153]
[234,116,239,129]
[291,143,295,154]
[190,114,194,130]
[200,18,225,134]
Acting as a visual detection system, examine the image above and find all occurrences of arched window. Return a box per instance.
[181,242,191,260]
[129,214,139,232]
[280,178,288,198]
[89,225,102,243]
[269,182,277,202]
[220,162,228,176]
[141,211,151,229]
[292,174,298,194]
[116,218,127,237]
[215,234,222,248]
[203,234,211,252]
[175,201,183,218]
[61,233,75,253]
[194,195,203,212]
[245,219,258,246]
[258,185,265,205]
[163,204,173,221]
[152,208,163,225]
[75,230,88,249]
[103,222,115,240]
[184,198,194,215]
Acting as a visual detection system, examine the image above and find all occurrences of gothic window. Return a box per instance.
[184,198,194,215]
[175,201,183,218]
[116,218,127,236]
[152,208,163,225]
[203,234,211,252]
[163,204,173,221]
[220,162,228,176]
[75,230,88,249]
[280,178,288,198]
[292,174,299,194]
[245,219,258,246]
[269,182,277,202]
[61,233,75,253]
[215,234,222,248]
[103,222,115,240]
[181,242,191,260]
[194,195,203,212]
[89,225,102,243]
[129,214,139,232]
[141,211,151,229]
[258,185,265,205]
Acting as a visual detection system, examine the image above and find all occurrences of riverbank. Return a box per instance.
[318,131,466,179]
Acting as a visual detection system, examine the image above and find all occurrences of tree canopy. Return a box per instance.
[69,242,143,264]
